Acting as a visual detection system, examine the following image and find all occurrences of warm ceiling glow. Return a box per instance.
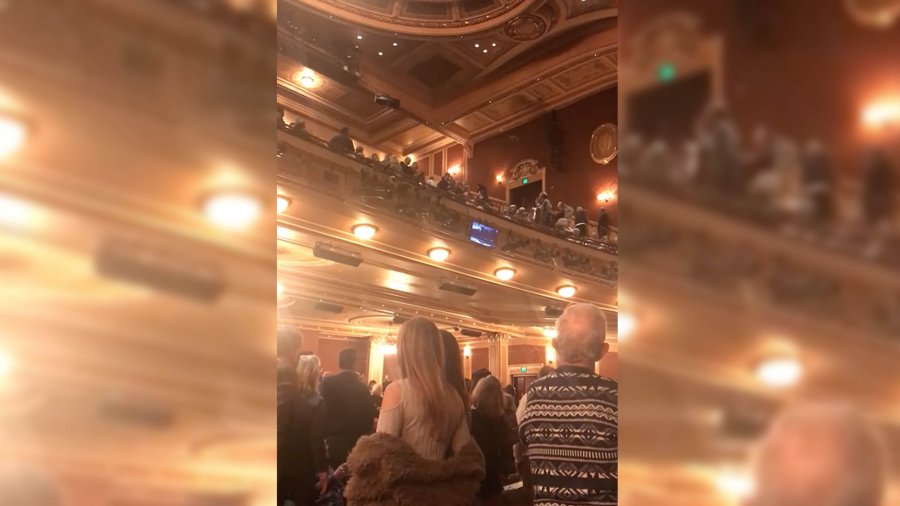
[447,165,461,176]
[428,247,450,262]
[202,191,262,230]
[556,285,577,298]
[542,327,557,338]
[356,34,363,40]
[0,350,12,380]
[276,195,291,214]
[617,312,636,340]
[715,468,755,500]
[596,189,616,203]
[862,99,900,129]
[463,345,472,358]
[0,114,27,157]
[494,267,516,281]
[755,356,803,388]
[352,223,378,240]
[0,194,34,229]
[292,69,321,89]
[380,343,397,354]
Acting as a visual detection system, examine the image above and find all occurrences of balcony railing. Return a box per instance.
[277,128,618,285]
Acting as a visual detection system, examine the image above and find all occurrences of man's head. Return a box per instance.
[276,326,303,364]
[553,303,607,367]
[338,348,358,371]
[340,126,350,135]
[750,402,885,506]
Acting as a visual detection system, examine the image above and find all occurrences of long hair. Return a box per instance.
[398,317,456,438]
[472,375,504,419]
[440,330,468,407]
[296,355,321,394]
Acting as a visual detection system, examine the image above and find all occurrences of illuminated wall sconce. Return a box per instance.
[495,173,504,184]
[463,345,472,359]
[545,344,556,365]
[448,165,461,176]
[380,343,398,355]
[596,189,616,203]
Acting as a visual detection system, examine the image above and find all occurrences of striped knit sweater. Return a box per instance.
[520,365,618,506]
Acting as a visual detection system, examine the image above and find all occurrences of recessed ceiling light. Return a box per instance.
[482,49,488,53]
[494,267,516,281]
[352,223,378,240]
[428,247,450,262]
[202,191,262,231]
[300,75,314,87]
[491,42,497,47]
[276,195,291,214]
[356,35,363,40]
[542,327,557,338]
[378,51,383,56]
[393,42,398,47]
[556,285,577,298]
[0,115,28,157]
[755,356,802,388]
[474,43,480,48]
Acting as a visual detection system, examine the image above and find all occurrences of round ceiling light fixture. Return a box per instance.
[494,267,516,281]
[428,247,450,262]
[755,356,803,388]
[202,190,262,231]
[556,284,577,298]
[352,223,378,240]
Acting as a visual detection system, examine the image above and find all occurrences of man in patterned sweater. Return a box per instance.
[519,303,617,506]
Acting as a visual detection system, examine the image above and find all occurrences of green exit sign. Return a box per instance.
[520,366,528,373]
[521,178,528,184]
[657,62,677,82]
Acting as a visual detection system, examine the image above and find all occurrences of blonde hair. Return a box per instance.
[397,317,457,438]
[296,355,321,394]
[472,375,504,418]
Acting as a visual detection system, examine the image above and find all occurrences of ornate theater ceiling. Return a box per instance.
[277,0,617,154]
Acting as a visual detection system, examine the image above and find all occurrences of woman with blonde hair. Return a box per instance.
[345,318,485,506]
[471,375,514,503]
[285,354,328,505]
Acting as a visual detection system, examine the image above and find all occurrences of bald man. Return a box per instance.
[519,303,617,506]
[748,402,886,506]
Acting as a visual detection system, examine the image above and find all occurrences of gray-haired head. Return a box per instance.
[553,303,608,366]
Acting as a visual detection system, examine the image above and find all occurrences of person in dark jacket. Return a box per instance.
[319,348,377,467]
[471,375,513,502]
[277,326,304,506]
[598,208,611,240]
[862,148,894,228]
[327,126,355,154]
[286,355,329,506]
[574,206,588,238]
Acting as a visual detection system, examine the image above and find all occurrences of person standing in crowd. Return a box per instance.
[862,148,894,229]
[597,208,610,240]
[344,318,484,505]
[441,330,469,406]
[284,355,329,506]
[471,367,492,395]
[471,375,514,505]
[368,380,376,392]
[277,326,304,506]
[370,383,384,411]
[327,126,355,154]
[574,206,588,237]
[520,303,617,506]
[801,139,834,226]
[515,365,555,491]
[319,348,377,468]
[748,402,885,506]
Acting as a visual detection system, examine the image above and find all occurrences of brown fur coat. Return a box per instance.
[345,433,486,506]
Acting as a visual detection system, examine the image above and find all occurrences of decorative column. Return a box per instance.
[488,333,511,385]
[367,337,384,384]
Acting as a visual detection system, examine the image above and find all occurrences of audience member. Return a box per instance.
[284,355,329,506]
[748,402,885,506]
[520,303,617,506]
[862,148,894,229]
[574,206,588,237]
[319,348,377,467]
[370,383,383,410]
[471,368,492,394]
[277,326,303,506]
[441,330,469,407]
[598,208,610,240]
[345,317,484,505]
[328,126,355,154]
[471,375,514,504]
[801,139,834,225]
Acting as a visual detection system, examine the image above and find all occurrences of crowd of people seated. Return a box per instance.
[624,104,900,264]
[276,303,617,506]
[277,111,618,257]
